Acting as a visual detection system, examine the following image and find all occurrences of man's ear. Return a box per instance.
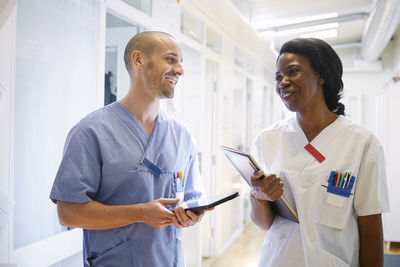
[131,50,145,68]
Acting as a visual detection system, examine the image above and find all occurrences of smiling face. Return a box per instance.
[275,52,325,114]
[143,36,184,99]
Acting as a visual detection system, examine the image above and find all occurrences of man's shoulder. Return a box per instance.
[159,111,191,134]
[76,106,111,127]
[68,105,115,140]
[158,111,197,147]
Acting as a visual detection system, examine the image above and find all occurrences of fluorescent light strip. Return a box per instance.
[287,12,338,25]
[252,12,338,29]
[299,29,338,39]
[275,22,339,36]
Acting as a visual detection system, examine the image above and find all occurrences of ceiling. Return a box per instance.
[229,0,375,51]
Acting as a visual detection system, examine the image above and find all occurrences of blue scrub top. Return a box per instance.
[50,101,204,267]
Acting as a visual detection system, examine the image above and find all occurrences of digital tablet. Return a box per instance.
[168,192,239,214]
[220,146,299,223]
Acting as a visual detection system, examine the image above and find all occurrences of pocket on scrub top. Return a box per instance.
[315,183,354,230]
[90,239,133,267]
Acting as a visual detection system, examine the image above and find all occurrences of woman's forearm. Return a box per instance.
[358,214,384,267]
[250,194,275,230]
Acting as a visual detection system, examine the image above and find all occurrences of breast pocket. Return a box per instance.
[315,179,355,230]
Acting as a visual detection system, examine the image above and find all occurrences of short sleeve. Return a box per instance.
[354,135,390,216]
[49,125,102,204]
[183,151,204,201]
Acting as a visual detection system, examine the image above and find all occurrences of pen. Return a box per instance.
[343,173,349,188]
[340,172,346,188]
[336,172,341,187]
[344,172,351,188]
[341,172,346,188]
[332,172,336,186]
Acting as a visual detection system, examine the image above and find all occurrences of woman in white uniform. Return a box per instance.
[250,38,390,267]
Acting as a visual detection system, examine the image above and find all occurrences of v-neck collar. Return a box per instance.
[283,115,349,169]
[293,115,346,145]
[292,115,351,161]
[110,101,161,146]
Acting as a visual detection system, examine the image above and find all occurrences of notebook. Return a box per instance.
[220,145,299,223]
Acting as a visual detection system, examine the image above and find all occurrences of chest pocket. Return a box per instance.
[314,171,356,230]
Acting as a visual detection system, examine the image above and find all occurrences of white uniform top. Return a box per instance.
[253,115,390,267]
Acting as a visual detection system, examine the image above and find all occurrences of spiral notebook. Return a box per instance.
[220,145,299,223]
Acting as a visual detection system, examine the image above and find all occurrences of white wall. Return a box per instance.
[152,0,181,38]
[379,26,400,244]
[0,4,16,264]
[340,40,395,134]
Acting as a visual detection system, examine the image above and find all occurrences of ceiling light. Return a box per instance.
[285,12,338,25]
[275,22,338,36]
[253,12,338,29]
[299,29,338,39]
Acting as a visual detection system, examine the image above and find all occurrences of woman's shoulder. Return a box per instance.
[259,117,294,136]
[339,116,380,146]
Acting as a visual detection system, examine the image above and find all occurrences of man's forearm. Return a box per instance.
[57,200,144,230]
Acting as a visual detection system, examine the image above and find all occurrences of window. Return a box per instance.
[13,0,102,248]
[234,47,245,68]
[121,0,151,16]
[181,9,203,43]
[206,26,222,54]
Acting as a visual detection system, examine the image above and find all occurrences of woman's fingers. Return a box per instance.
[251,173,284,201]
[251,170,266,181]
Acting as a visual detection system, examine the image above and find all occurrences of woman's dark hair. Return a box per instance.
[278,38,345,115]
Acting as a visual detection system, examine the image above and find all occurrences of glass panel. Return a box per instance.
[233,72,246,150]
[246,56,255,73]
[164,44,203,147]
[245,79,254,152]
[181,10,203,43]
[206,26,222,54]
[264,68,273,82]
[262,86,273,127]
[13,0,101,248]
[105,46,118,105]
[234,47,245,68]
[121,0,151,16]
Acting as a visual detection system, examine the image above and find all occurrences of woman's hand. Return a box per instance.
[251,170,284,202]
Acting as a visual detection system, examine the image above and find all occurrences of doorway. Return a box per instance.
[104,12,139,104]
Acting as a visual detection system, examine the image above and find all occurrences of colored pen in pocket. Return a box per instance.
[335,172,340,187]
[344,172,351,188]
[339,173,344,188]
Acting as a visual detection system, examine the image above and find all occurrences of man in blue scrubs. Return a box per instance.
[50,31,206,266]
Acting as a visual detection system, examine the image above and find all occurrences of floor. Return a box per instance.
[202,223,265,267]
[202,223,400,267]
[385,241,400,254]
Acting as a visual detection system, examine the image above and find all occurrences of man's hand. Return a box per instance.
[251,170,283,202]
[173,207,214,228]
[140,198,180,229]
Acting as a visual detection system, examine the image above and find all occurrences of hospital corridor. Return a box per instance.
[1,0,400,266]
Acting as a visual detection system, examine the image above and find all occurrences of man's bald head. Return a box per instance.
[124,31,175,71]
